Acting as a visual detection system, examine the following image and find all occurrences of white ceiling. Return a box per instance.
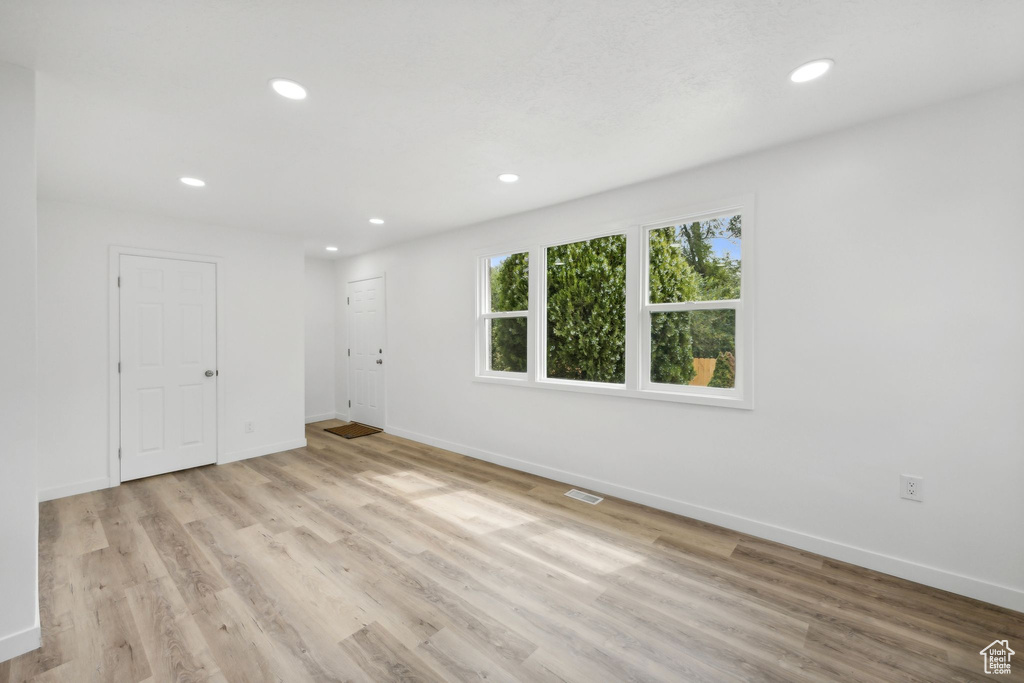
[2,1,1023,257]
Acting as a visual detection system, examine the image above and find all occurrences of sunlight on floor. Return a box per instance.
[499,541,593,585]
[414,490,537,534]
[372,470,447,494]
[529,529,644,574]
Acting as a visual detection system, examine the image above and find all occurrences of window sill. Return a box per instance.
[472,374,752,409]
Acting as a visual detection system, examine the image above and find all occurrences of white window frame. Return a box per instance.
[474,195,753,410]
[639,204,751,408]
[538,229,633,392]
[476,250,533,380]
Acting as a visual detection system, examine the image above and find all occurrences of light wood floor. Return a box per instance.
[3,421,1022,682]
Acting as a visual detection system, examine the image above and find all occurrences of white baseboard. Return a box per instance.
[0,623,40,664]
[38,476,111,502]
[334,412,350,422]
[38,438,311,500]
[219,438,308,465]
[385,424,1024,613]
[305,413,336,424]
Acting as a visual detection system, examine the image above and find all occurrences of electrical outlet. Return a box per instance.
[900,474,924,501]
[244,420,255,434]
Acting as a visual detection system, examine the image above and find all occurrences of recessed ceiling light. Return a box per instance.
[790,59,833,83]
[369,218,385,225]
[498,173,519,183]
[179,177,206,187]
[270,78,307,100]
[325,246,338,252]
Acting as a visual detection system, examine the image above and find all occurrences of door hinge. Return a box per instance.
[347,348,351,356]
[118,361,121,373]
[347,296,350,305]
[348,400,351,408]
[118,447,122,460]
[117,276,121,287]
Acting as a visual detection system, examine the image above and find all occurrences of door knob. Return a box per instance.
[205,370,215,377]
[376,359,383,365]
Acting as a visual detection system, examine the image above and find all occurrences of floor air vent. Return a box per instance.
[565,489,603,505]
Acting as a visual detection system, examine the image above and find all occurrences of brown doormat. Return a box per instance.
[324,422,382,440]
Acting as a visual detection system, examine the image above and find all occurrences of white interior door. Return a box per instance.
[120,255,218,481]
[348,276,386,428]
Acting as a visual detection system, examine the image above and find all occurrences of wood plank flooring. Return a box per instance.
[3,420,1022,682]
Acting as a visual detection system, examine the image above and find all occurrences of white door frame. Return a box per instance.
[107,246,227,488]
[346,274,387,428]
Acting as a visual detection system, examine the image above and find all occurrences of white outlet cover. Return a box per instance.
[900,474,924,501]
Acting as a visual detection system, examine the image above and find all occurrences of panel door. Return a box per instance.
[120,255,217,481]
[348,277,386,428]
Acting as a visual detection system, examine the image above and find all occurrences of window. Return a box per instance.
[545,234,626,384]
[643,213,742,392]
[479,252,529,375]
[476,200,752,408]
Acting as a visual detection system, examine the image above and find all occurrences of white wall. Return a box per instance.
[335,82,1024,610]
[37,200,307,500]
[0,62,40,662]
[304,258,337,422]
